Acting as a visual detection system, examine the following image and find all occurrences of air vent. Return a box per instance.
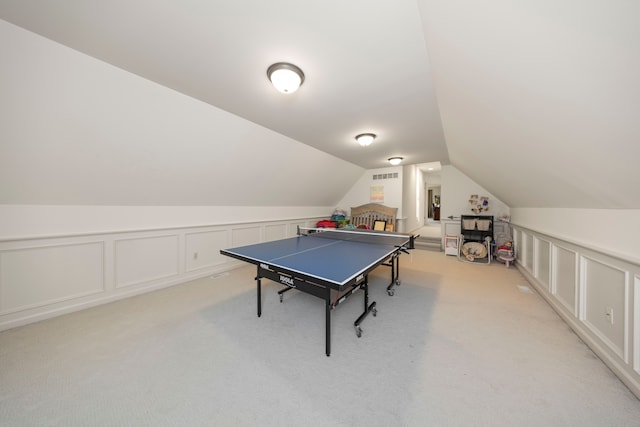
[372,173,399,180]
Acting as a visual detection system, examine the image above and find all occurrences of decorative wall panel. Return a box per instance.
[525,232,534,272]
[0,242,104,313]
[514,229,522,264]
[115,235,179,288]
[552,246,578,315]
[185,230,227,272]
[535,238,551,288]
[231,226,261,248]
[265,224,287,242]
[582,256,627,360]
[512,224,639,400]
[0,217,325,332]
[635,275,639,375]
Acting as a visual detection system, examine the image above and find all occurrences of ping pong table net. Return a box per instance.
[298,226,412,247]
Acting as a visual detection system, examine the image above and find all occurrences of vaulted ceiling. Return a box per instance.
[1,0,638,208]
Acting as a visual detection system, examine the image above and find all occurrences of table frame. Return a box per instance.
[221,232,413,356]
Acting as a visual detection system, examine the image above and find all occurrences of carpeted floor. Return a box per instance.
[413,222,441,238]
[1,249,639,426]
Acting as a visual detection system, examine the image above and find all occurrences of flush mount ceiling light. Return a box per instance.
[388,157,403,166]
[267,62,305,93]
[355,133,376,147]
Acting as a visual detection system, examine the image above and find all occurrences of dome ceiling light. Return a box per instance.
[267,62,305,93]
[388,157,403,166]
[355,133,376,147]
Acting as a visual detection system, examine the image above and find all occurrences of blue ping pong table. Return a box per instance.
[220,227,415,356]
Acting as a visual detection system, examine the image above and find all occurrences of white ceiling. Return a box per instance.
[0,0,448,170]
[1,0,639,208]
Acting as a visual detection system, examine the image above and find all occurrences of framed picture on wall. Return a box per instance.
[370,185,384,202]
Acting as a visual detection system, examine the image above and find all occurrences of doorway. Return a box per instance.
[425,185,441,222]
[418,161,442,225]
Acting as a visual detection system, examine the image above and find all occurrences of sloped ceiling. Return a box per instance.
[417,0,640,208]
[0,0,448,172]
[1,0,639,208]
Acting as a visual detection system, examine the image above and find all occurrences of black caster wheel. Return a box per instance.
[387,289,394,296]
[355,326,362,338]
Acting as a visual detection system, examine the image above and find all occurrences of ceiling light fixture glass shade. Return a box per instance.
[356,133,376,147]
[267,62,305,93]
[388,157,403,166]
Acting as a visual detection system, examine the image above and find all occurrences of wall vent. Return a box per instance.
[372,173,399,180]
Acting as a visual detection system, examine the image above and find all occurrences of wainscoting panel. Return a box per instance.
[513,223,640,399]
[0,242,104,314]
[525,232,534,272]
[535,237,551,289]
[0,216,326,332]
[115,235,179,289]
[265,224,288,242]
[552,245,578,316]
[231,226,262,248]
[185,229,227,273]
[635,275,640,375]
[514,229,523,265]
[581,256,627,360]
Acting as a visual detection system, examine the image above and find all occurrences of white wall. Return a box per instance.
[402,164,423,233]
[0,20,362,330]
[0,19,363,208]
[0,205,333,239]
[511,208,640,265]
[441,165,510,220]
[336,166,404,217]
[0,215,324,332]
[337,163,512,235]
[424,173,441,189]
[418,0,640,210]
[437,163,638,265]
[511,223,640,400]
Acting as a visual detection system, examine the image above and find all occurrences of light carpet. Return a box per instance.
[413,223,442,239]
[1,249,639,426]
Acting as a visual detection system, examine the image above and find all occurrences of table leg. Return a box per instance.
[386,253,401,296]
[255,270,262,317]
[325,286,331,357]
[354,277,377,338]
